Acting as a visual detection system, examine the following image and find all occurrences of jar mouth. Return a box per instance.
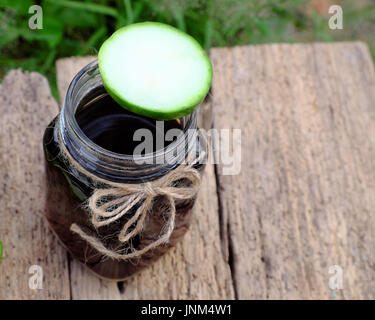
[63,60,197,162]
[58,60,200,182]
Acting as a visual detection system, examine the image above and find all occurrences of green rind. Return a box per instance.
[98,22,213,120]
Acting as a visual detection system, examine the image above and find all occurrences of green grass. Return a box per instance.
[0,0,374,101]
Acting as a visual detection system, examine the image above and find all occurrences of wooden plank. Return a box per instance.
[0,70,70,299]
[56,56,96,105]
[56,57,122,299]
[211,42,375,299]
[56,56,234,299]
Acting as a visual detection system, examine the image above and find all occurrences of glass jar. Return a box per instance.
[43,60,207,280]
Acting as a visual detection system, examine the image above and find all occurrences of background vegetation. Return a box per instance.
[0,0,374,100]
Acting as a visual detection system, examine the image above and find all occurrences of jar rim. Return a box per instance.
[62,59,198,162]
[58,59,201,182]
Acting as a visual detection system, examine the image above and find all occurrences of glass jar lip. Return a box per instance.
[62,59,198,163]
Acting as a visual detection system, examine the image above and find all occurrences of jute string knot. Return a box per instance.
[58,130,204,260]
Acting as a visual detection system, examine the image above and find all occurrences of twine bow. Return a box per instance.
[70,158,202,260]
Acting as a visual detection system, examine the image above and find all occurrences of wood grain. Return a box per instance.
[0,70,70,299]
[211,42,375,299]
[2,41,374,299]
[56,56,234,300]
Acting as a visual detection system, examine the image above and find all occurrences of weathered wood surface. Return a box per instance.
[0,71,70,299]
[212,42,375,299]
[1,42,375,299]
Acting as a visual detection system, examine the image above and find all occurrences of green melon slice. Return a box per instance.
[98,22,212,120]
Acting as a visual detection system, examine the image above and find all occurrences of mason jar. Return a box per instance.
[43,60,207,280]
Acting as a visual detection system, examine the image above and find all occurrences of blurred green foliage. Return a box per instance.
[0,0,374,100]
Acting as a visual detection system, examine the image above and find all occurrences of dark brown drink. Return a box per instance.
[43,88,203,280]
